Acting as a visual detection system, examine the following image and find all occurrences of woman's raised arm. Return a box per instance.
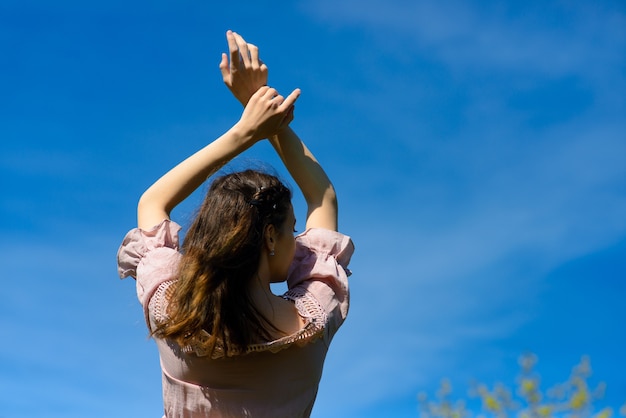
[137,86,299,230]
[220,31,338,231]
[269,128,338,231]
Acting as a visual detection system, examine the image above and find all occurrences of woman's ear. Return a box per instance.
[264,224,276,253]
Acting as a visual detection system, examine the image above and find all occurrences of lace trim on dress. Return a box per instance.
[283,286,328,330]
[148,279,176,327]
[148,281,328,359]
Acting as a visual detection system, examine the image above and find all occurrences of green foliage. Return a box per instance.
[417,354,625,418]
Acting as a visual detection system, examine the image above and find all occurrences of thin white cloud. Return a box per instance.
[301,0,625,78]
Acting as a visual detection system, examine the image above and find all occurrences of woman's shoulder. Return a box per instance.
[286,228,354,292]
[294,228,354,261]
[117,219,183,314]
[117,219,182,279]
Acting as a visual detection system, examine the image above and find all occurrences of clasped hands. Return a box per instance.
[220,30,299,141]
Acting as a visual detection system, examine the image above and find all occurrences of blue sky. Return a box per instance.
[1,0,624,417]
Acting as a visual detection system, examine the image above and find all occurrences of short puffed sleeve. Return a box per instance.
[116,219,182,309]
[287,228,355,340]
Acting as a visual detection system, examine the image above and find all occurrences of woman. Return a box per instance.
[117,31,354,418]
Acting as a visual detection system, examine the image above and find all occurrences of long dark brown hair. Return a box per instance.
[152,169,292,356]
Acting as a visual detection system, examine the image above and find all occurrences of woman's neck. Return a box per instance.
[247,274,305,338]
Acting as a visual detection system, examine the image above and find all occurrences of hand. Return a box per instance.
[219,30,268,106]
[237,86,300,141]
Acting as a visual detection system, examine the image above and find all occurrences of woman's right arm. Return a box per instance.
[269,128,338,232]
[219,31,338,231]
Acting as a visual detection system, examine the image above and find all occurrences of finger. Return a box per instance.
[261,87,279,99]
[226,30,239,70]
[249,85,270,101]
[279,88,301,110]
[248,43,260,69]
[271,95,285,108]
[232,32,251,67]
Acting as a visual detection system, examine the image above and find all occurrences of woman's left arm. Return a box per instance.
[137,86,299,230]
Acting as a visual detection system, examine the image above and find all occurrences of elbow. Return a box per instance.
[324,184,338,213]
[137,189,158,213]
[136,190,171,230]
[304,184,338,231]
[136,192,151,215]
[138,187,174,214]
[307,183,337,210]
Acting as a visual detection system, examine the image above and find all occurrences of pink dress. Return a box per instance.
[117,220,354,418]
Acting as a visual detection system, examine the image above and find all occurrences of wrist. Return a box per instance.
[230,120,260,144]
[236,93,251,107]
[276,125,293,137]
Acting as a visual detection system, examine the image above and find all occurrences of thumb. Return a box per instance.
[279,88,301,111]
[219,53,229,78]
[279,105,295,129]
